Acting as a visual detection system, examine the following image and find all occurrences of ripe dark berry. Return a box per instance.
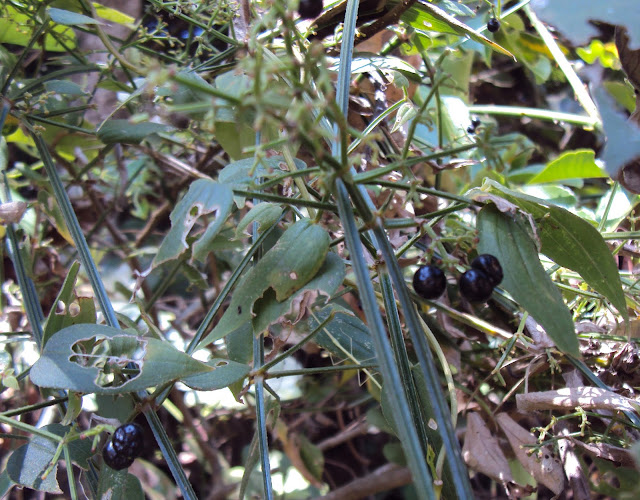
[111,423,144,458]
[467,125,476,134]
[102,423,144,470]
[102,440,135,470]
[471,118,481,128]
[413,265,447,300]
[487,18,500,33]
[459,269,494,302]
[298,0,323,19]
[471,254,503,287]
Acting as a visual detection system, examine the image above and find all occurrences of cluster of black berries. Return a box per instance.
[102,423,144,470]
[467,117,481,134]
[413,254,503,303]
[298,0,323,19]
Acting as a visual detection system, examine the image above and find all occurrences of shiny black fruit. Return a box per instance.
[111,423,144,458]
[459,269,494,302]
[102,423,144,470]
[298,0,323,19]
[487,18,500,33]
[102,440,135,470]
[471,254,503,287]
[413,265,447,300]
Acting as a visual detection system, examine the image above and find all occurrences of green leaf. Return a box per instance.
[251,252,345,333]
[478,180,627,319]
[152,179,234,266]
[304,304,376,363]
[43,80,88,96]
[6,430,62,494]
[528,149,608,184]
[97,120,173,145]
[93,3,135,25]
[5,424,92,494]
[198,220,332,346]
[30,324,213,394]
[48,7,101,25]
[43,261,97,347]
[477,205,579,356]
[235,203,283,238]
[0,6,77,51]
[97,466,144,500]
[331,53,420,81]
[180,358,250,391]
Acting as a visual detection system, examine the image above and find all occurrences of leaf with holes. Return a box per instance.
[198,219,331,346]
[152,179,234,266]
[30,324,213,394]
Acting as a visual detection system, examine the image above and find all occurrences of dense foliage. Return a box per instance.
[2,0,640,498]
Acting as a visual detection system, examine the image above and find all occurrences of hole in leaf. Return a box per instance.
[214,360,228,367]
[69,335,146,388]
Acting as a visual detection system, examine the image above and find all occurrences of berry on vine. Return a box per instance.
[298,0,323,19]
[487,17,501,33]
[102,423,144,471]
[471,254,503,287]
[102,440,135,470]
[413,265,447,300]
[459,269,494,302]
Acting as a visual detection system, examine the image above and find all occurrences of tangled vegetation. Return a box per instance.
[2,0,640,498]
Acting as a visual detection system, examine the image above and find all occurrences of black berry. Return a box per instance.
[102,423,144,470]
[467,125,476,134]
[298,0,323,19]
[471,254,503,287]
[459,269,494,302]
[413,265,447,300]
[111,423,144,458]
[102,440,135,470]
[471,118,481,128]
[487,18,500,33]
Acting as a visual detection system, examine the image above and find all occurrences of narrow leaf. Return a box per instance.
[477,181,627,319]
[477,205,579,356]
[97,120,173,145]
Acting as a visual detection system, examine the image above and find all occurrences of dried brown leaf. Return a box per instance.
[496,413,565,495]
[462,413,513,483]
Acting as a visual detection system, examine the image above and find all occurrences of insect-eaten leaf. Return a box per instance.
[477,204,579,356]
[30,324,213,394]
[152,179,234,266]
[198,220,334,347]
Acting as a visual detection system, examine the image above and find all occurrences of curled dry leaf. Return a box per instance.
[516,386,638,413]
[0,201,28,224]
[462,413,513,483]
[568,437,637,467]
[496,413,565,495]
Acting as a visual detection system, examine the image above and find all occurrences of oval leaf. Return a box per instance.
[30,324,213,394]
[180,358,251,391]
[528,149,607,184]
[477,205,579,356]
[97,120,173,145]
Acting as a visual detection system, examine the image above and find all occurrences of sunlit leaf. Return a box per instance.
[528,149,607,184]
